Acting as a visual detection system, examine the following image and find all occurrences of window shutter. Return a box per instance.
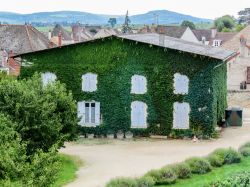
[77,101,85,126]
[91,74,97,91]
[95,102,100,125]
[131,101,147,128]
[173,102,190,129]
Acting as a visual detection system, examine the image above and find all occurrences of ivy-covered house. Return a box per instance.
[16,34,236,137]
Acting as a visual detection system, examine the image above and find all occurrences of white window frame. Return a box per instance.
[173,102,190,129]
[173,73,189,95]
[82,73,98,92]
[41,72,57,87]
[131,75,147,94]
[131,101,148,128]
[213,40,221,47]
[77,101,100,127]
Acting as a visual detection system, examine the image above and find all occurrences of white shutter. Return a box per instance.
[42,72,56,87]
[131,101,147,128]
[131,75,147,94]
[173,102,190,129]
[91,74,97,91]
[77,101,85,126]
[82,73,97,92]
[174,73,189,95]
[95,102,100,125]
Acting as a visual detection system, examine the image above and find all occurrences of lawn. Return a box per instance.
[159,157,250,187]
[52,154,83,187]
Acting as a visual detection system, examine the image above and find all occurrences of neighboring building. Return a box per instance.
[16,34,235,137]
[141,25,236,47]
[93,28,119,38]
[0,24,53,75]
[49,24,74,46]
[72,24,93,42]
[223,25,250,91]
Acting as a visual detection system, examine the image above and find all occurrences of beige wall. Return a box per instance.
[181,28,199,43]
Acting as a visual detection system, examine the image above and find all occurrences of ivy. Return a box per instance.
[20,37,227,137]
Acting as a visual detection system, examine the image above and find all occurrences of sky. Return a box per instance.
[1,0,249,19]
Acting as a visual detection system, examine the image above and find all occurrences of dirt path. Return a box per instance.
[61,103,250,187]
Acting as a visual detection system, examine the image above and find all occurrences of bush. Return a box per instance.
[185,157,211,174]
[106,177,137,187]
[239,147,250,157]
[224,148,241,164]
[158,167,177,185]
[209,172,250,187]
[171,163,191,179]
[145,167,177,185]
[136,176,155,187]
[208,148,241,165]
[207,153,224,167]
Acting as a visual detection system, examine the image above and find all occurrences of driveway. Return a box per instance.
[61,100,250,187]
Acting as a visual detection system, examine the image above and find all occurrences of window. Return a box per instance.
[173,102,190,129]
[173,73,189,95]
[41,72,57,86]
[131,75,147,94]
[213,40,221,47]
[82,73,97,92]
[77,101,100,126]
[131,101,147,128]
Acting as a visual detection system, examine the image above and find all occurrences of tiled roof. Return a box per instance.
[15,34,236,61]
[52,24,72,41]
[0,24,51,55]
[156,26,187,38]
[209,32,236,45]
[192,29,212,41]
[222,25,250,51]
[120,33,236,60]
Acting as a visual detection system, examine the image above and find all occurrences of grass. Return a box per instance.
[52,154,83,187]
[158,157,250,187]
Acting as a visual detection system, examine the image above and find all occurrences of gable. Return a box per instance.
[181,27,200,43]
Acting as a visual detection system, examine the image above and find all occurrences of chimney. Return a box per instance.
[48,30,52,40]
[211,28,217,38]
[58,31,62,47]
[240,35,247,57]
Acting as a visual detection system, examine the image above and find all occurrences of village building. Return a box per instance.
[15,34,235,137]
[140,25,236,47]
[222,25,250,91]
[72,24,94,42]
[0,24,53,75]
[49,24,74,46]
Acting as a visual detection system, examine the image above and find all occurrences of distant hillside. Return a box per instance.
[0,10,212,25]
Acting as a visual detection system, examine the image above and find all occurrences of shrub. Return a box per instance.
[207,153,224,167]
[223,148,241,164]
[209,172,250,187]
[185,157,211,174]
[145,167,177,185]
[106,177,137,187]
[171,163,191,179]
[240,142,250,149]
[157,167,177,185]
[209,148,241,165]
[239,147,250,157]
[136,176,155,187]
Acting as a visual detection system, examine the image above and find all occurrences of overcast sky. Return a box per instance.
[1,0,249,19]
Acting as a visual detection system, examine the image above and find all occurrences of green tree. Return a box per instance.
[0,74,77,155]
[181,20,196,29]
[236,24,247,32]
[108,18,117,28]
[214,15,236,32]
[238,8,250,24]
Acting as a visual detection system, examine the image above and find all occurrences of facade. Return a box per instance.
[223,25,250,91]
[17,34,234,137]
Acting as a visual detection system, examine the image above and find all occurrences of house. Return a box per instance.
[0,24,53,75]
[49,24,74,46]
[93,28,119,38]
[16,34,235,137]
[72,24,93,42]
[222,25,250,91]
[141,25,236,47]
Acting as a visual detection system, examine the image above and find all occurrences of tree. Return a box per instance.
[108,18,117,28]
[214,15,236,32]
[122,10,131,34]
[0,74,77,155]
[181,20,196,29]
[238,8,250,24]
